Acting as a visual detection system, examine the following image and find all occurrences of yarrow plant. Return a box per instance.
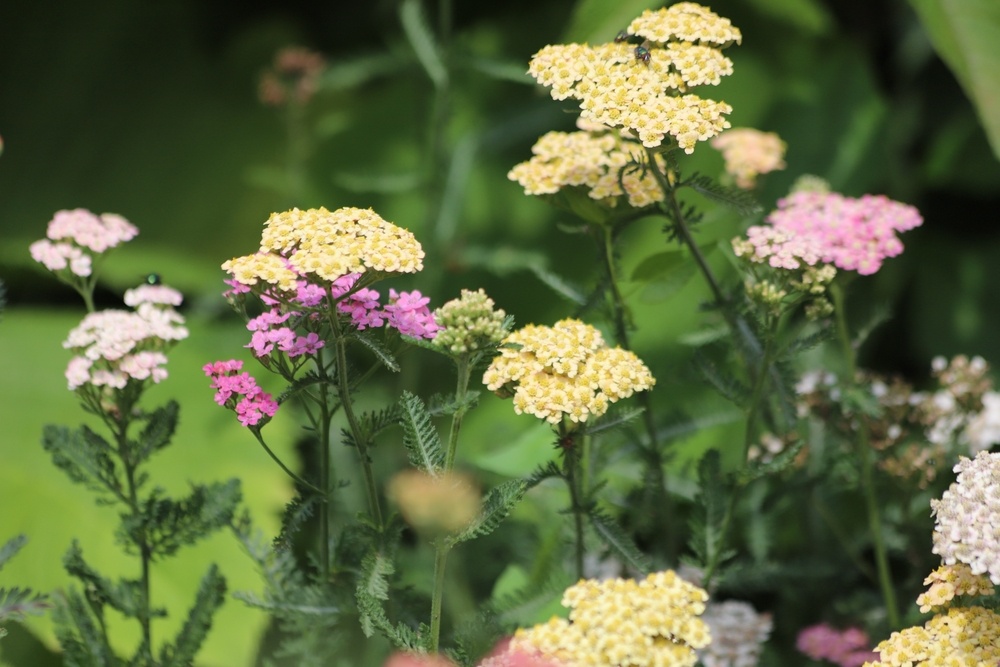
[18,3,994,667]
[30,210,240,666]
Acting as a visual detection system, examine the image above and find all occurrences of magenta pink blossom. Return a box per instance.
[384,289,441,339]
[204,359,279,427]
[766,191,922,275]
[796,623,877,667]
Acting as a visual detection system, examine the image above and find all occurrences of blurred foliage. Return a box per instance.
[0,0,998,665]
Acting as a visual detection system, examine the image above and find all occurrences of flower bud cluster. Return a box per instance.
[432,289,507,356]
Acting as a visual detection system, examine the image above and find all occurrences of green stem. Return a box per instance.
[428,543,450,653]
[562,431,586,579]
[249,429,324,496]
[429,353,473,652]
[831,282,900,629]
[115,420,153,663]
[333,328,384,528]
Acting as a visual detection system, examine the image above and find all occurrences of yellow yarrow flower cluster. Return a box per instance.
[432,289,507,356]
[222,206,424,289]
[710,128,787,189]
[526,3,741,153]
[863,606,1000,667]
[507,120,665,208]
[916,563,995,613]
[510,571,711,667]
[483,319,655,424]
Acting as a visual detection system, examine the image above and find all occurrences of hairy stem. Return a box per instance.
[562,431,587,579]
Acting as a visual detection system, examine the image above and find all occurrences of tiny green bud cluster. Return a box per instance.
[431,289,507,355]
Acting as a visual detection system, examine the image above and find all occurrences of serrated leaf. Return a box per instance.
[685,175,763,216]
[687,450,735,574]
[137,400,179,459]
[41,424,122,502]
[398,391,445,475]
[589,510,652,574]
[0,534,26,571]
[159,564,226,667]
[349,330,401,372]
[52,589,116,667]
[692,349,750,407]
[449,479,528,546]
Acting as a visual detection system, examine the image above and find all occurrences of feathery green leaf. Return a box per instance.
[398,391,445,474]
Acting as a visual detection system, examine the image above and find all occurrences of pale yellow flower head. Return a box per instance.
[483,319,655,424]
[917,563,995,613]
[509,570,711,667]
[223,206,424,289]
[865,606,1000,667]
[526,3,740,153]
[508,121,665,208]
[710,128,787,189]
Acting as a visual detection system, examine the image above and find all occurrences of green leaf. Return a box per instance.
[62,541,152,620]
[632,251,699,304]
[398,391,445,475]
[159,564,226,667]
[908,0,1000,159]
[449,479,528,546]
[52,589,117,667]
[121,480,241,558]
[692,349,750,407]
[41,425,123,502]
[399,0,447,88]
[685,175,762,217]
[736,440,806,485]
[588,510,652,575]
[136,400,179,460]
[0,534,26,572]
[355,550,423,650]
[348,330,401,373]
[687,450,735,573]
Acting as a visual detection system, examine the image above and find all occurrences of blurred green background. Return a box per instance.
[1,0,999,665]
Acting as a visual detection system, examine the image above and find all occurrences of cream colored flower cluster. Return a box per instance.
[916,563,995,613]
[432,289,508,355]
[931,451,1000,585]
[222,206,424,290]
[509,570,711,667]
[526,3,740,152]
[483,319,655,424]
[864,606,1000,667]
[710,128,787,189]
[507,121,665,208]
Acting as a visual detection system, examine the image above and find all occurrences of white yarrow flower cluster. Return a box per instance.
[698,600,772,667]
[931,451,1000,585]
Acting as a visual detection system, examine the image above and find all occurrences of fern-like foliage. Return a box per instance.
[398,391,445,474]
[135,401,180,461]
[0,535,49,639]
[41,425,124,504]
[525,461,562,490]
[159,565,226,667]
[62,541,160,621]
[588,509,652,575]
[52,588,117,667]
[348,329,400,372]
[448,479,527,546]
[692,348,750,407]
[355,549,425,650]
[684,174,763,217]
[118,479,241,558]
[687,450,736,576]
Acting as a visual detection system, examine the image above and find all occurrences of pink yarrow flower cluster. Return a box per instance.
[30,208,139,277]
[204,360,279,427]
[63,291,188,390]
[766,191,922,275]
[241,273,438,360]
[796,623,877,667]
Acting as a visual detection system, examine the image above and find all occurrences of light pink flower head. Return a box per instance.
[766,191,922,275]
[30,208,138,277]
